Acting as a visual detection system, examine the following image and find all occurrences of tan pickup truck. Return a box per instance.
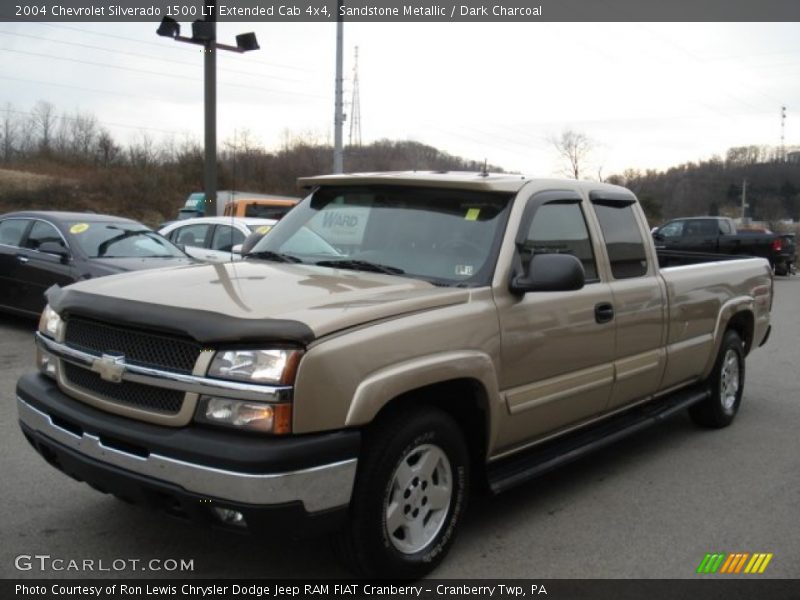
[17,172,772,578]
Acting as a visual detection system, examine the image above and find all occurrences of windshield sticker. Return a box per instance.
[465,208,480,221]
[255,225,273,235]
[455,264,474,276]
[69,223,89,234]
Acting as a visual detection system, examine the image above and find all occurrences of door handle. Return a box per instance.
[16,254,29,264]
[595,302,614,324]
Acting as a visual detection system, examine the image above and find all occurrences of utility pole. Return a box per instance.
[333,1,344,173]
[780,105,786,162]
[741,178,749,224]
[204,9,217,216]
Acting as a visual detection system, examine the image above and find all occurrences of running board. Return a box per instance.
[487,386,710,494]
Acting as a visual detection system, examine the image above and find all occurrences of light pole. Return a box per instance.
[333,1,344,173]
[157,15,260,216]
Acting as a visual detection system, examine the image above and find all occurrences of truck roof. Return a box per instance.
[298,171,632,195]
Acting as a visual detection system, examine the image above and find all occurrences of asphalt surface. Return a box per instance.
[0,278,798,580]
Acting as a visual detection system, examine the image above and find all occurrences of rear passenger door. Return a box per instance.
[168,223,212,261]
[18,220,76,314]
[589,193,667,411]
[0,218,32,312]
[680,219,719,253]
[497,191,616,443]
[208,225,246,261]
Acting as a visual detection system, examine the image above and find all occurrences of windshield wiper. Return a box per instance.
[246,250,303,263]
[315,259,405,275]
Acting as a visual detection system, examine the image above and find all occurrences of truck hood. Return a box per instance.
[47,261,471,344]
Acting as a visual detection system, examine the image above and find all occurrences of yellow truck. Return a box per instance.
[18,172,772,578]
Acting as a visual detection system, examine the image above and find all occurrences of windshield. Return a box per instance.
[249,185,513,286]
[68,222,186,258]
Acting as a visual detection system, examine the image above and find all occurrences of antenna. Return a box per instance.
[230,129,236,262]
[348,45,362,148]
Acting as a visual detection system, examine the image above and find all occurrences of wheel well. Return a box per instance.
[727,311,755,355]
[369,378,490,469]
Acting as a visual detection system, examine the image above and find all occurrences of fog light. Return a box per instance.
[36,349,57,379]
[213,507,247,527]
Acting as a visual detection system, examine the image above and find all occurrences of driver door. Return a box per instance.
[496,191,615,448]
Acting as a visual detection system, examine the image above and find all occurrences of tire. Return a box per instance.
[774,264,788,276]
[337,406,470,578]
[689,329,745,428]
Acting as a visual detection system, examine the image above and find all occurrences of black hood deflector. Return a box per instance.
[45,286,315,346]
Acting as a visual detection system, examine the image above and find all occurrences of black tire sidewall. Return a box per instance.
[349,408,469,578]
[710,331,745,423]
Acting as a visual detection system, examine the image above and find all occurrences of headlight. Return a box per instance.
[208,349,301,385]
[195,395,292,434]
[38,305,63,339]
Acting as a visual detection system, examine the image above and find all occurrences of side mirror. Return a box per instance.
[38,241,70,262]
[231,244,243,255]
[510,253,585,294]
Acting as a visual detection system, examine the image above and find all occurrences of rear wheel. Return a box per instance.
[337,406,469,578]
[689,329,745,428]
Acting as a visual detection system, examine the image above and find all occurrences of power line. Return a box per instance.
[1,47,330,100]
[33,22,322,73]
[0,30,305,83]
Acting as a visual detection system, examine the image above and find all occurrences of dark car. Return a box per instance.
[0,211,193,318]
[653,216,786,271]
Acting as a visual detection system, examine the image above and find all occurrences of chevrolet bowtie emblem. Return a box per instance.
[91,354,126,383]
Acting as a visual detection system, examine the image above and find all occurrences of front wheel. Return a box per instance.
[689,329,745,428]
[337,406,470,578]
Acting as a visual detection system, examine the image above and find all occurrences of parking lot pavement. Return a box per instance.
[1,278,798,579]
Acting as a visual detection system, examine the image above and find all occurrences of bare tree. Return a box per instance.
[95,129,120,167]
[1,103,17,162]
[70,111,98,160]
[128,132,156,169]
[550,128,593,180]
[31,100,57,154]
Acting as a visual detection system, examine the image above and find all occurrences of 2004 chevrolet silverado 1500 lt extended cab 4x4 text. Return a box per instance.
[17,172,772,578]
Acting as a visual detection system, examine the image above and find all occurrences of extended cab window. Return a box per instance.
[592,202,648,279]
[684,219,718,237]
[522,203,598,281]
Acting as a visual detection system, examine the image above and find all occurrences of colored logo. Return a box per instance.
[697,552,773,574]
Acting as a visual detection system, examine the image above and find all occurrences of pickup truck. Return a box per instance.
[653,215,792,275]
[16,172,773,578]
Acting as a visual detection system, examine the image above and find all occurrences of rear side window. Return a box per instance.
[173,223,211,247]
[25,221,66,251]
[523,202,598,281]
[684,219,718,236]
[0,219,29,247]
[592,202,648,279]
[211,225,245,252]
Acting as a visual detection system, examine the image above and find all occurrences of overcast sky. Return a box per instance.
[1,21,799,176]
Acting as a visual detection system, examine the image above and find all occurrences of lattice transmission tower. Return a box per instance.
[348,46,362,147]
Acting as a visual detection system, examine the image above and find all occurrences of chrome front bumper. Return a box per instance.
[17,396,357,513]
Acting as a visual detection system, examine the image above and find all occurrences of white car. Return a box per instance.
[158,217,276,263]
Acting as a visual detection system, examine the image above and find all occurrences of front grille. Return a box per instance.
[63,363,185,415]
[64,317,201,374]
